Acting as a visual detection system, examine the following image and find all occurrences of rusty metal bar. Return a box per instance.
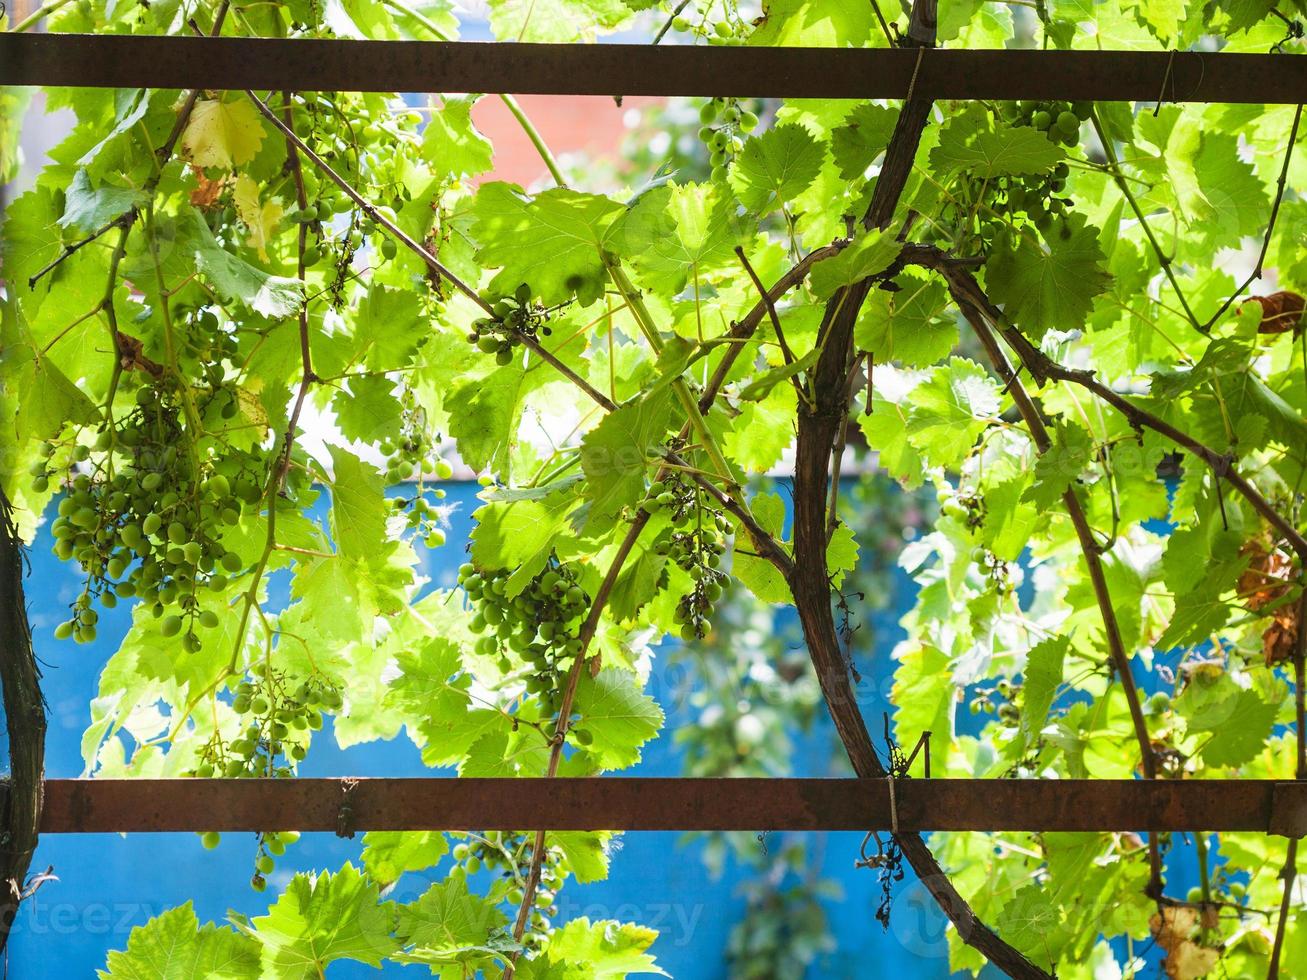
[1,35,1305,104]
[27,778,1307,835]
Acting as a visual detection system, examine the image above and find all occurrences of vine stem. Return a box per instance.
[908,256,1307,563]
[7,0,76,32]
[26,0,232,291]
[959,302,1164,899]
[0,489,46,954]
[783,4,1053,969]
[1267,586,1307,980]
[1089,109,1202,333]
[504,517,648,969]
[251,84,792,569]
[1198,103,1303,332]
[245,90,495,318]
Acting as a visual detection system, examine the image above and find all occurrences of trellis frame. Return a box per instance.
[2,31,1305,858]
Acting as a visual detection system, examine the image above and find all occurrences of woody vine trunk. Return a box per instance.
[0,488,45,953]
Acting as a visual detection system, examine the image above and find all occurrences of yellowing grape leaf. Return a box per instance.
[233,174,283,262]
[181,98,267,170]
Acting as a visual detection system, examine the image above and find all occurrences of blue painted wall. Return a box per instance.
[7,482,974,978]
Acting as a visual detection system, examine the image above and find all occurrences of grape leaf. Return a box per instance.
[572,668,664,769]
[985,216,1110,337]
[608,181,739,294]
[747,0,873,46]
[180,97,267,170]
[328,446,388,559]
[808,229,900,299]
[855,273,959,367]
[396,874,508,958]
[903,357,1001,468]
[932,123,1065,177]
[422,96,494,178]
[729,123,827,213]
[360,832,449,885]
[486,0,630,42]
[472,182,622,305]
[831,103,898,180]
[1020,636,1069,749]
[579,388,674,529]
[245,864,398,978]
[184,209,303,318]
[59,168,142,233]
[100,903,259,980]
[543,918,667,978]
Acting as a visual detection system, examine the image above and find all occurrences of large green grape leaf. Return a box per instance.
[831,103,898,180]
[730,490,793,603]
[807,229,900,298]
[244,864,398,978]
[360,831,449,885]
[932,118,1065,177]
[747,0,873,46]
[985,217,1110,336]
[486,0,630,42]
[421,96,494,178]
[1019,636,1069,750]
[572,668,664,769]
[543,918,667,977]
[608,181,739,294]
[471,489,581,590]
[855,272,959,367]
[395,874,509,960]
[472,182,622,305]
[1176,673,1279,769]
[328,447,388,559]
[579,388,674,529]
[729,123,827,214]
[902,358,1001,469]
[100,903,259,980]
[59,168,143,233]
[184,209,304,318]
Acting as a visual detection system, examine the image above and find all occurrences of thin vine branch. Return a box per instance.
[1267,585,1307,980]
[1199,103,1303,332]
[959,302,1164,899]
[0,489,46,955]
[1089,108,1202,333]
[907,255,1307,562]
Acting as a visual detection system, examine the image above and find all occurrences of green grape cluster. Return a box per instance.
[642,475,729,640]
[191,666,339,780]
[378,387,455,545]
[697,97,759,183]
[451,834,563,943]
[969,677,1022,721]
[671,2,750,45]
[459,555,591,717]
[40,391,263,646]
[1004,99,1092,147]
[198,828,300,893]
[466,284,554,366]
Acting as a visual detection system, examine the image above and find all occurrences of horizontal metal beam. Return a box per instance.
[1,35,1305,103]
[31,778,1307,835]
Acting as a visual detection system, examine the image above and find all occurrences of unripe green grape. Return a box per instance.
[198,609,220,629]
[256,854,275,874]
[76,624,97,644]
[1031,110,1051,130]
[54,620,75,640]
[699,102,718,125]
[201,831,221,850]
[221,552,243,573]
